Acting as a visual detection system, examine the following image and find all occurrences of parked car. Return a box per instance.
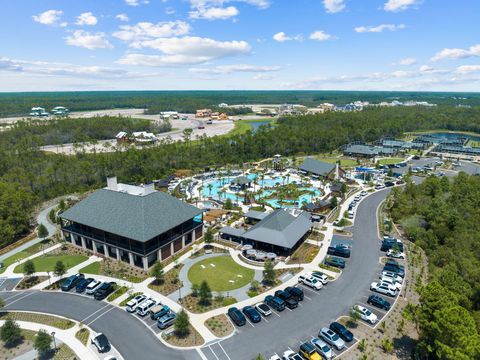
[385,181,395,187]
[75,277,94,293]
[285,287,304,301]
[61,273,84,292]
[125,294,147,313]
[386,249,405,259]
[255,302,272,317]
[242,306,261,323]
[381,271,403,283]
[136,298,157,316]
[299,341,321,360]
[86,279,102,295]
[353,305,378,324]
[274,290,298,309]
[324,257,346,269]
[264,295,285,312]
[298,275,323,290]
[327,245,351,258]
[329,321,354,342]
[228,307,246,326]
[370,281,397,297]
[311,337,335,360]
[157,313,176,329]
[367,294,391,311]
[310,271,329,285]
[269,356,281,360]
[149,305,170,320]
[282,350,303,360]
[383,265,405,278]
[91,333,110,353]
[319,327,345,350]
[380,276,402,291]
[360,190,368,196]
[94,282,116,300]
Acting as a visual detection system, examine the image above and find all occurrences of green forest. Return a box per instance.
[391,174,480,359]
[0,90,479,117]
[0,116,171,147]
[1,105,480,249]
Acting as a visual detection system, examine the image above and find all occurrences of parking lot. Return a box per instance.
[0,277,22,291]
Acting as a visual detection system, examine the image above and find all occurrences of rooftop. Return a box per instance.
[299,158,336,177]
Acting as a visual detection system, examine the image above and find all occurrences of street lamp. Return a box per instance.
[51,331,56,351]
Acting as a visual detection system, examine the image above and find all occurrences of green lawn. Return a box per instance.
[188,256,254,291]
[227,119,273,136]
[316,157,358,167]
[377,157,405,165]
[14,254,88,273]
[0,240,52,274]
[79,261,101,274]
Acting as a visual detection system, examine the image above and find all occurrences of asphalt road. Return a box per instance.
[198,189,391,360]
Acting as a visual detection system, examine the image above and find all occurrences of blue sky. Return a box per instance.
[0,0,479,91]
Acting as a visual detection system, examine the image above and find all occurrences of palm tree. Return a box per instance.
[207,183,213,197]
[198,185,204,200]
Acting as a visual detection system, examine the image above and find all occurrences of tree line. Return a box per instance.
[1,106,480,249]
[390,173,480,359]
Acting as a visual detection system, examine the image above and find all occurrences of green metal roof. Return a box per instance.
[60,189,202,242]
[299,158,336,177]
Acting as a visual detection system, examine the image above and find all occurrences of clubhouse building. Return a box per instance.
[60,177,203,270]
[299,158,345,180]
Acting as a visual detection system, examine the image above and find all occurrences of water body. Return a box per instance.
[249,121,271,132]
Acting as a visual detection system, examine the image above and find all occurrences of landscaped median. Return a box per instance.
[205,314,234,338]
[79,259,147,283]
[0,311,75,330]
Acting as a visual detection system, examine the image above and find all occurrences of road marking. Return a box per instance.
[3,291,26,302]
[218,343,231,360]
[208,345,220,360]
[303,295,312,301]
[285,306,293,312]
[6,291,37,306]
[196,348,209,360]
[270,309,281,317]
[85,306,115,326]
[80,303,111,323]
[245,318,255,328]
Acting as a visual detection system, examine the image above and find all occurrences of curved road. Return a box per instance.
[0,189,391,360]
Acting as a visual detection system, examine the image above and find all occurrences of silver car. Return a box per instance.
[311,337,335,359]
[319,327,345,350]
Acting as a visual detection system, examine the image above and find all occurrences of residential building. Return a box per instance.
[115,131,128,144]
[196,109,212,118]
[343,144,396,158]
[159,111,179,120]
[60,177,203,270]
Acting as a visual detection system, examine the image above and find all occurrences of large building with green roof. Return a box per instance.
[60,177,203,270]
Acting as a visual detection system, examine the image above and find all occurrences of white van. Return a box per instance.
[348,210,354,219]
[125,294,147,313]
[86,280,101,295]
[136,298,157,316]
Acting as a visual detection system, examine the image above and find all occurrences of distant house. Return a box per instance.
[230,176,252,190]
[159,111,179,120]
[132,131,156,144]
[343,144,396,158]
[196,109,212,118]
[302,200,331,213]
[299,158,345,180]
[220,208,312,256]
[244,209,269,224]
[115,131,128,144]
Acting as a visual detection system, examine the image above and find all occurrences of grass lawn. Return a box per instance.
[316,157,358,167]
[0,240,52,274]
[227,119,272,136]
[187,256,254,291]
[79,261,101,274]
[79,260,147,283]
[13,254,88,274]
[377,157,405,165]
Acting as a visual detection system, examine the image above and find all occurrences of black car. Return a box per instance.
[327,245,351,258]
[385,181,395,187]
[324,256,346,269]
[264,295,285,312]
[284,286,304,301]
[381,240,404,252]
[228,307,246,326]
[91,333,110,353]
[274,290,298,309]
[383,264,405,278]
[94,282,116,300]
[329,321,354,342]
[242,306,261,323]
[75,278,94,293]
[61,273,84,291]
[367,294,391,311]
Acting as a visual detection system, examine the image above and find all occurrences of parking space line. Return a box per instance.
[218,343,231,360]
[81,303,111,323]
[303,295,312,301]
[6,291,36,307]
[208,345,220,360]
[245,318,255,328]
[85,306,115,326]
[262,316,269,323]
[270,309,281,317]
[285,307,293,312]
[196,348,209,360]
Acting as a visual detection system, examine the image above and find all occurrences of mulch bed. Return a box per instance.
[148,264,184,296]
[162,325,204,347]
[205,314,234,338]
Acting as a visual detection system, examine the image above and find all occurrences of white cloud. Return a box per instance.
[76,12,98,26]
[419,65,434,72]
[189,64,280,74]
[165,7,176,15]
[32,10,63,26]
[189,0,270,10]
[125,0,140,6]
[309,30,333,41]
[431,44,480,62]
[116,14,129,22]
[384,0,421,12]
[395,57,417,65]
[117,36,251,66]
[322,0,345,13]
[273,32,302,42]
[253,74,274,80]
[455,65,480,74]
[355,24,406,33]
[65,30,113,50]
[190,6,239,20]
[113,21,191,43]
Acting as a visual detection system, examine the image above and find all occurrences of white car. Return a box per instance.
[353,305,378,324]
[310,271,329,285]
[381,276,402,291]
[86,280,102,295]
[370,281,397,297]
[311,337,335,360]
[381,271,403,283]
[298,275,323,290]
[282,350,303,360]
[136,298,157,316]
[125,294,147,313]
[269,356,281,360]
[386,249,405,259]
[255,302,272,317]
[360,190,368,196]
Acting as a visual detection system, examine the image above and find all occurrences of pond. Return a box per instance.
[249,121,271,132]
